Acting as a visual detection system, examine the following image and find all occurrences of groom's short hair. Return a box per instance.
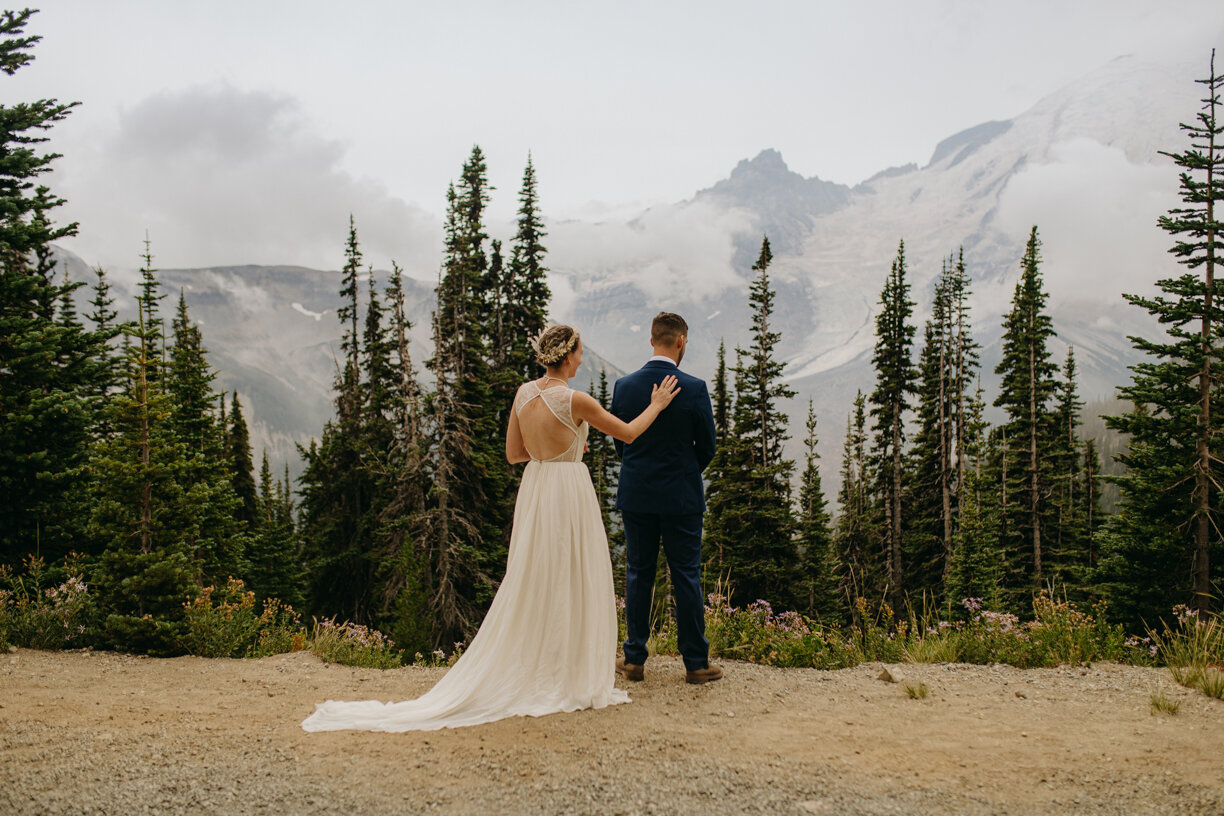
[651,312,688,346]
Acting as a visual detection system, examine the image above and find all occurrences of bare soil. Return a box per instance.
[1,648,1222,815]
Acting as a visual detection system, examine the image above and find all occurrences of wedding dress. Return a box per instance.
[301,381,629,732]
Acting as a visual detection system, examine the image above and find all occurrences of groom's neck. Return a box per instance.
[650,346,681,365]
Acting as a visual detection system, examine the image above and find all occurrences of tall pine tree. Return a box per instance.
[994,227,1059,603]
[0,10,97,562]
[1101,52,1224,623]
[796,400,839,620]
[869,240,917,608]
[712,237,797,608]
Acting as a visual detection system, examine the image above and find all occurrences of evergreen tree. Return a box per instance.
[869,240,918,608]
[587,369,624,584]
[89,302,198,655]
[796,400,839,620]
[418,296,483,645]
[1101,52,1224,622]
[994,227,1059,602]
[906,263,957,599]
[166,294,244,584]
[0,10,97,562]
[298,221,379,624]
[946,383,1005,608]
[503,155,551,383]
[702,340,736,586]
[834,391,881,611]
[84,265,124,429]
[227,392,258,531]
[1048,346,1089,594]
[247,451,303,608]
[431,148,506,606]
[336,216,363,424]
[1081,437,1104,577]
[372,262,431,651]
[715,237,798,608]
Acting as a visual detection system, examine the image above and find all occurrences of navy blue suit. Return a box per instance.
[611,359,717,670]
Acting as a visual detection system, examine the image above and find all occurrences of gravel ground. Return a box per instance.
[1,648,1222,815]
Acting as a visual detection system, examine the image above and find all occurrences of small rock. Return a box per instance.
[1015,690,1026,699]
[878,666,905,684]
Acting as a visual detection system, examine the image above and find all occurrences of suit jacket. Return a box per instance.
[611,360,717,515]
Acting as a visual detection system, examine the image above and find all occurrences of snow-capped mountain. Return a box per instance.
[61,52,1211,484]
[548,53,1204,471]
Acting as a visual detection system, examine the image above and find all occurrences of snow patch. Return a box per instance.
[292,302,326,321]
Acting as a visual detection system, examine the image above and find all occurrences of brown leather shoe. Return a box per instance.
[616,656,644,682]
[685,663,724,684]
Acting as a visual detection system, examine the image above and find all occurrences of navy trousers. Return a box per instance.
[621,508,709,671]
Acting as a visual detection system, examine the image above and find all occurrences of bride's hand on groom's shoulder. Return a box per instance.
[651,375,680,409]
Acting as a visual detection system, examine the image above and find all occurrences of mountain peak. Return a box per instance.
[732,148,791,177]
[696,149,852,259]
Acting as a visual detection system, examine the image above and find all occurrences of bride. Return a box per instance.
[302,324,679,732]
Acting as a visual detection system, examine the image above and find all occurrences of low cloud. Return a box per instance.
[55,84,441,275]
[545,198,756,312]
[995,138,1178,306]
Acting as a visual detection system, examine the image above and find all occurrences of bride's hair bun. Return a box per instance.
[530,324,580,368]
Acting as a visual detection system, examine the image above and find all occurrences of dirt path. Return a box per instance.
[1,648,1222,815]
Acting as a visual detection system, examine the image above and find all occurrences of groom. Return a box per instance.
[611,312,722,684]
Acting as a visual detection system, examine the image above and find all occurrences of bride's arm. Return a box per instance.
[572,375,680,444]
[506,408,530,464]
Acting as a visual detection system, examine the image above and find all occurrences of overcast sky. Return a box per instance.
[7,0,1224,272]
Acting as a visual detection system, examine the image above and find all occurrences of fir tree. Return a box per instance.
[89,302,198,655]
[946,383,1005,608]
[372,262,431,651]
[298,221,378,624]
[1101,51,1224,622]
[166,294,244,584]
[84,266,123,439]
[1048,346,1089,594]
[994,227,1059,601]
[869,240,918,608]
[503,154,551,384]
[835,391,881,610]
[702,340,735,586]
[0,10,95,562]
[430,148,505,610]
[247,451,303,607]
[227,392,258,531]
[796,400,839,620]
[716,237,798,608]
[907,263,957,598]
[336,216,363,424]
[587,369,624,584]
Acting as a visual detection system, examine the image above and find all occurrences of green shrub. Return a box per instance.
[309,617,402,669]
[706,595,859,670]
[180,578,305,658]
[0,556,96,650]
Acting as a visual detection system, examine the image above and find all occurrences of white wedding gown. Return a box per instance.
[301,382,629,732]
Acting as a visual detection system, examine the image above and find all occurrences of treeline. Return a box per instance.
[697,231,1107,623]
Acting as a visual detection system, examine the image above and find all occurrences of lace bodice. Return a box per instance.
[514,381,588,463]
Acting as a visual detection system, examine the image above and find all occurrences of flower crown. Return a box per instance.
[530,324,579,368]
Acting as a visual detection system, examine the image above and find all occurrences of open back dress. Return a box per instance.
[301,381,628,732]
